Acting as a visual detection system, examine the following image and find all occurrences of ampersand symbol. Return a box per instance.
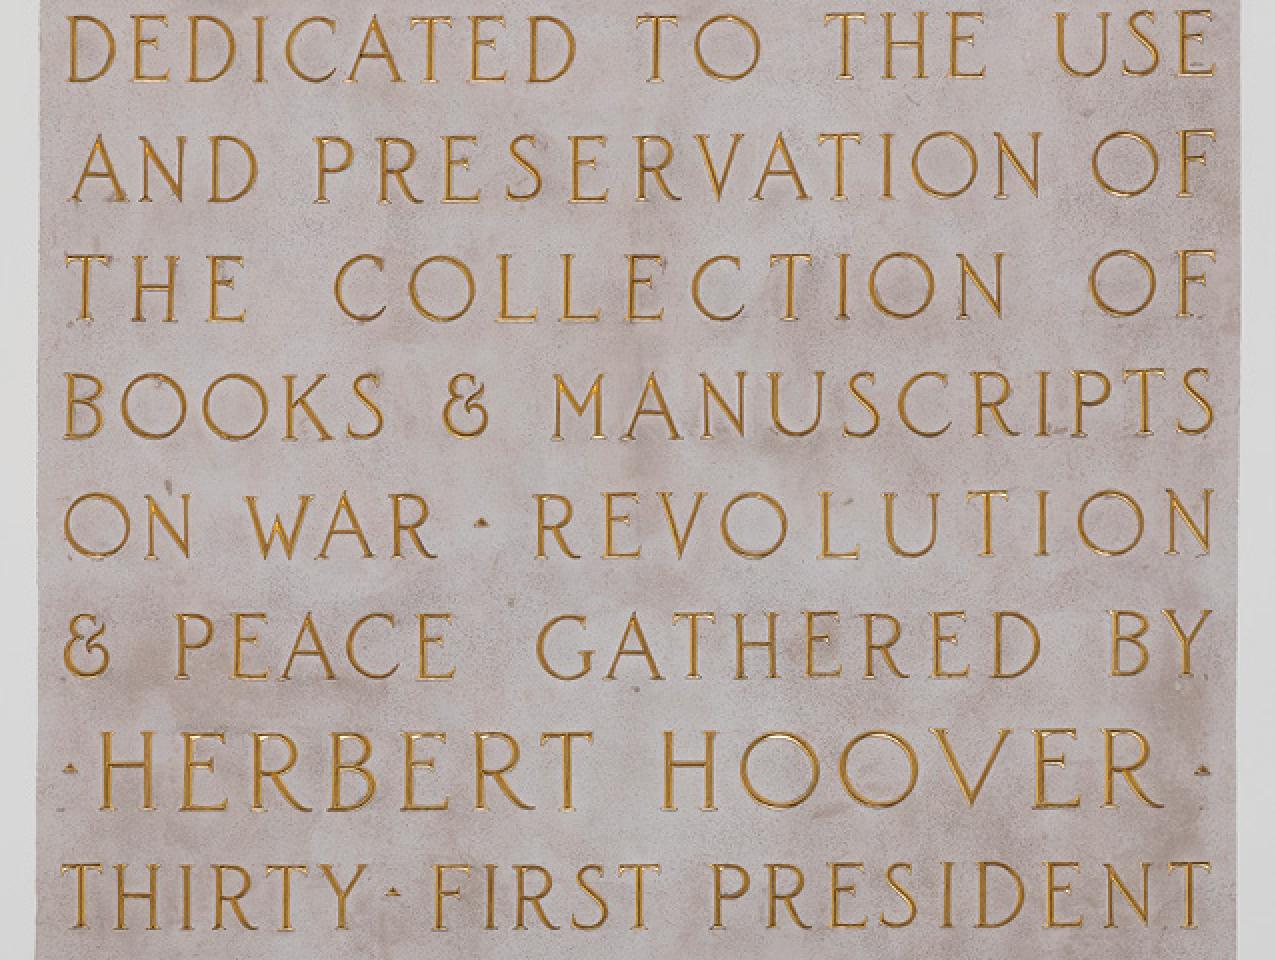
[443,373,489,438]
[64,614,110,678]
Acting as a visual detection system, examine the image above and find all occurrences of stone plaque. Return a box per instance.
[39,3,1239,957]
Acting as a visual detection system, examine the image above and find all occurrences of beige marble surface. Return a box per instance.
[39,2,1239,957]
